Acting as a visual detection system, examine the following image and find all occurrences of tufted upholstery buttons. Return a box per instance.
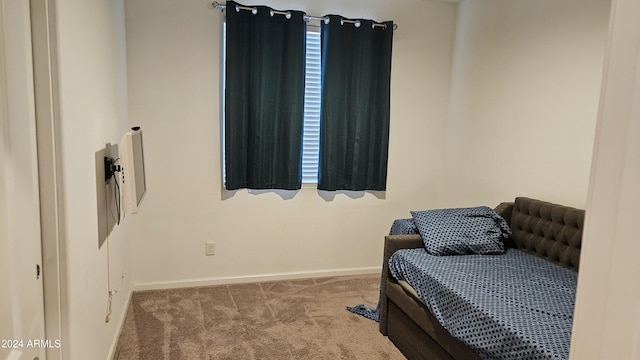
[508,197,584,271]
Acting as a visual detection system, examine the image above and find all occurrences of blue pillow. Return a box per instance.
[389,218,419,235]
[410,206,511,256]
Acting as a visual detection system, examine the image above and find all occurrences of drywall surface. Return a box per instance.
[441,0,611,209]
[571,0,640,357]
[125,0,457,286]
[52,0,133,358]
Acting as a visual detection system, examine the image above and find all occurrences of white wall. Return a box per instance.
[125,0,457,287]
[571,0,640,357]
[51,0,132,358]
[440,0,611,209]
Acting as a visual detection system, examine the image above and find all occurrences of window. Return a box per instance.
[222,23,321,185]
[301,27,321,184]
[222,12,392,191]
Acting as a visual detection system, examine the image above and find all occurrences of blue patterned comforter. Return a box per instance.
[389,248,578,360]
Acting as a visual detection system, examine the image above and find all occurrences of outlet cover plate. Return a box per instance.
[205,242,215,256]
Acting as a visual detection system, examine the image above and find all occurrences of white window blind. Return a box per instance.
[301,28,321,184]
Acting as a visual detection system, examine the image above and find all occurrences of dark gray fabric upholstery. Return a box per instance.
[510,197,584,271]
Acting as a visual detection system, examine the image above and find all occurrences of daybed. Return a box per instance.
[379,197,584,360]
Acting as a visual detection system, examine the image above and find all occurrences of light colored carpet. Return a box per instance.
[113,274,406,360]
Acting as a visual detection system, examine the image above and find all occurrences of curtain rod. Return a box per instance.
[211,1,398,30]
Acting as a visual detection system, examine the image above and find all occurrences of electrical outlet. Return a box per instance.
[205,242,215,256]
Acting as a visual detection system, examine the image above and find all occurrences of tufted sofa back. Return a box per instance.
[507,197,584,272]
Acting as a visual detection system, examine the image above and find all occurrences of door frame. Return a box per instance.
[0,0,47,359]
[29,0,66,359]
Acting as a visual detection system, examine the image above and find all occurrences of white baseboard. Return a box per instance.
[132,266,382,292]
[106,284,133,360]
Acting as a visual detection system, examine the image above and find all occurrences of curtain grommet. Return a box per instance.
[235,5,240,12]
[286,12,291,19]
[251,8,258,15]
[324,18,330,25]
[355,20,361,28]
[269,9,274,16]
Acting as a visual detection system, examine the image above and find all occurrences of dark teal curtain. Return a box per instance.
[318,15,393,191]
[224,1,306,190]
